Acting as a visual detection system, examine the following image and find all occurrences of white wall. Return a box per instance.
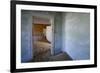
[62,12,90,60]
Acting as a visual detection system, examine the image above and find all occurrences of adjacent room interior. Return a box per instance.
[32,16,52,62]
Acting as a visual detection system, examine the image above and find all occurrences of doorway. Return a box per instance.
[32,16,53,62]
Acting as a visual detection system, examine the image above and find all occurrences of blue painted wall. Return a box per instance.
[21,11,33,62]
[62,13,90,60]
[54,13,63,55]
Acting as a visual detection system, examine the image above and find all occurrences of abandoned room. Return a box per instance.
[21,10,90,63]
